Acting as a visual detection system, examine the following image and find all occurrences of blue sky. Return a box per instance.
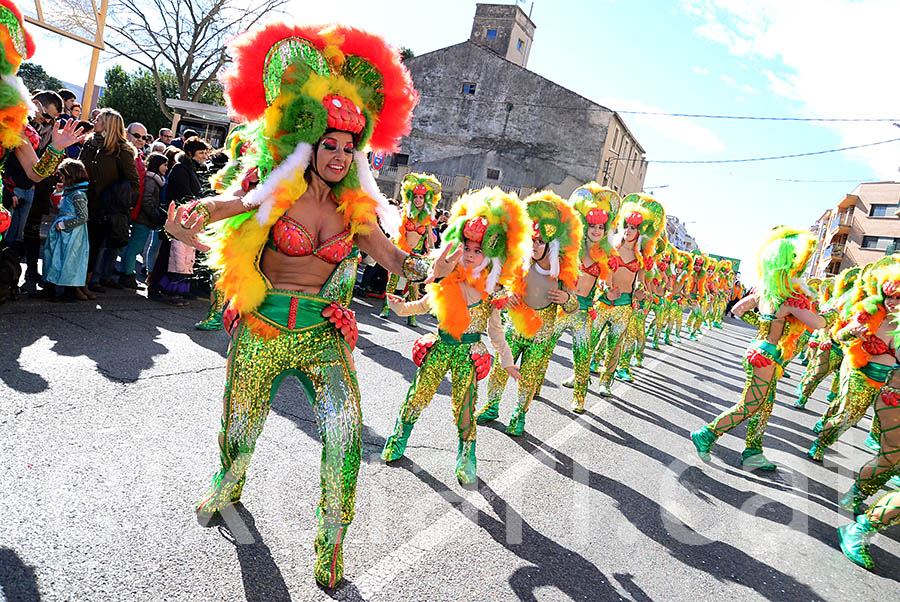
[27,0,900,284]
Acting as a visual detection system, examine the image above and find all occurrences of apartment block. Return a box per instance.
[809,182,900,277]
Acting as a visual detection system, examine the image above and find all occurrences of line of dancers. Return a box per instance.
[2,9,894,587]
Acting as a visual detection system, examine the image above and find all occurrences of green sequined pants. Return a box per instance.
[487,310,558,414]
[865,490,900,529]
[202,317,362,530]
[553,308,598,410]
[855,391,900,496]
[709,356,782,449]
[816,362,883,449]
[799,345,841,398]
[383,273,422,312]
[396,337,481,441]
[619,304,649,368]
[592,303,633,387]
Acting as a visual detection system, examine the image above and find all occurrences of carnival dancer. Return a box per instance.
[161,23,459,588]
[690,226,824,471]
[380,172,439,326]
[556,183,621,412]
[684,252,709,340]
[809,257,900,462]
[474,191,582,435]
[0,0,85,244]
[645,242,674,350]
[837,333,900,570]
[591,194,664,395]
[794,278,840,408]
[381,187,527,483]
[663,248,691,344]
[711,260,733,328]
[616,235,668,379]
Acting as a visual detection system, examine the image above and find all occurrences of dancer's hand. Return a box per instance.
[426,244,463,283]
[847,322,868,338]
[164,202,211,252]
[547,289,568,304]
[505,365,521,381]
[506,293,523,308]
[50,117,86,150]
[606,287,621,301]
[385,293,404,310]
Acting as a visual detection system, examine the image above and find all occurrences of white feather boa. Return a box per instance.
[354,151,400,239]
[243,142,313,225]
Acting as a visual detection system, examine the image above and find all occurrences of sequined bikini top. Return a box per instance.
[608,255,641,273]
[581,260,603,278]
[403,220,428,235]
[267,214,353,264]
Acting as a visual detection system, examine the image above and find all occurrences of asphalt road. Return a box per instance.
[1,289,898,601]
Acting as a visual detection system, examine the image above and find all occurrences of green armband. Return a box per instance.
[402,254,431,282]
[33,147,65,178]
[739,311,761,327]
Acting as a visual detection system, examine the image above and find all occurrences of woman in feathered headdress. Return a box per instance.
[473,190,582,436]
[643,239,675,351]
[553,183,621,412]
[381,187,527,484]
[684,251,710,340]
[0,0,85,244]
[591,193,665,396]
[380,171,440,325]
[710,260,734,328]
[663,248,692,344]
[162,23,457,588]
[617,230,671,379]
[809,256,900,463]
[691,226,825,472]
[837,278,900,570]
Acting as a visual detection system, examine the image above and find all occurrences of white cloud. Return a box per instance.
[692,66,710,75]
[681,0,900,177]
[741,84,758,94]
[598,96,727,154]
[720,74,738,87]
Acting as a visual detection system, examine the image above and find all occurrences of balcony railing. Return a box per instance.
[823,243,845,260]
[829,211,853,232]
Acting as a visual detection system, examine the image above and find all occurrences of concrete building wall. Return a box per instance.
[400,41,613,200]
[469,3,536,68]
[599,112,647,195]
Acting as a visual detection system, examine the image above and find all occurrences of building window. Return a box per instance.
[517,38,524,52]
[486,29,498,39]
[869,204,896,217]
[460,82,477,95]
[611,127,619,150]
[861,235,900,250]
[391,153,409,167]
[630,151,637,172]
[486,168,501,180]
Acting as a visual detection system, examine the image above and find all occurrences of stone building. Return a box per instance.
[808,181,900,277]
[665,214,699,252]
[375,3,647,206]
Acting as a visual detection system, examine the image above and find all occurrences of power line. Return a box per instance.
[774,178,879,183]
[640,137,900,164]
[616,110,900,122]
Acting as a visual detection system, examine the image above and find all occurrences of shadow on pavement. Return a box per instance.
[0,547,40,602]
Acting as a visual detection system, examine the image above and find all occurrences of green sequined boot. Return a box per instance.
[837,514,877,570]
[505,406,526,436]
[475,399,500,423]
[793,393,808,409]
[455,439,477,485]
[195,311,223,331]
[407,315,418,328]
[740,448,776,471]
[196,472,247,524]
[863,432,880,452]
[314,523,347,588]
[808,439,825,462]
[839,484,868,515]
[597,382,612,397]
[813,419,825,434]
[562,374,576,389]
[690,425,717,462]
[590,360,602,375]
[889,475,900,488]
[379,300,390,318]
[381,418,415,462]
[663,332,671,345]
[615,367,633,382]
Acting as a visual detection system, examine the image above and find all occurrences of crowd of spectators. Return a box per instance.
[0,87,219,305]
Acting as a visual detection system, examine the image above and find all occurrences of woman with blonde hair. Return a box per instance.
[79,107,140,294]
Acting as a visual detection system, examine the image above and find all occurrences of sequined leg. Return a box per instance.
[196,285,226,330]
[709,359,779,436]
[816,363,882,449]
[196,320,293,520]
[381,273,400,317]
[598,305,633,389]
[478,330,524,422]
[855,399,900,496]
[796,346,831,406]
[406,281,420,327]
[553,308,594,412]
[397,340,453,426]
[866,490,900,529]
[674,302,684,338]
[506,328,556,436]
[451,347,480,484]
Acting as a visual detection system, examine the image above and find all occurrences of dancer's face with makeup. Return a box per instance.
[315,131,354,183]
[462,239,484,268]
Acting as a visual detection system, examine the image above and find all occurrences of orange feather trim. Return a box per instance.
[425,266,488,340]
[242,313,282,340]
[505,263,542,338]
[334,188,378,238]
[586,245,612,282]
[557,199,583,290]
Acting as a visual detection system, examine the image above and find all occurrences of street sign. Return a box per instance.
[371,151,387,170]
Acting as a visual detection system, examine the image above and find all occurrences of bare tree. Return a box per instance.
[104,0,288,119]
